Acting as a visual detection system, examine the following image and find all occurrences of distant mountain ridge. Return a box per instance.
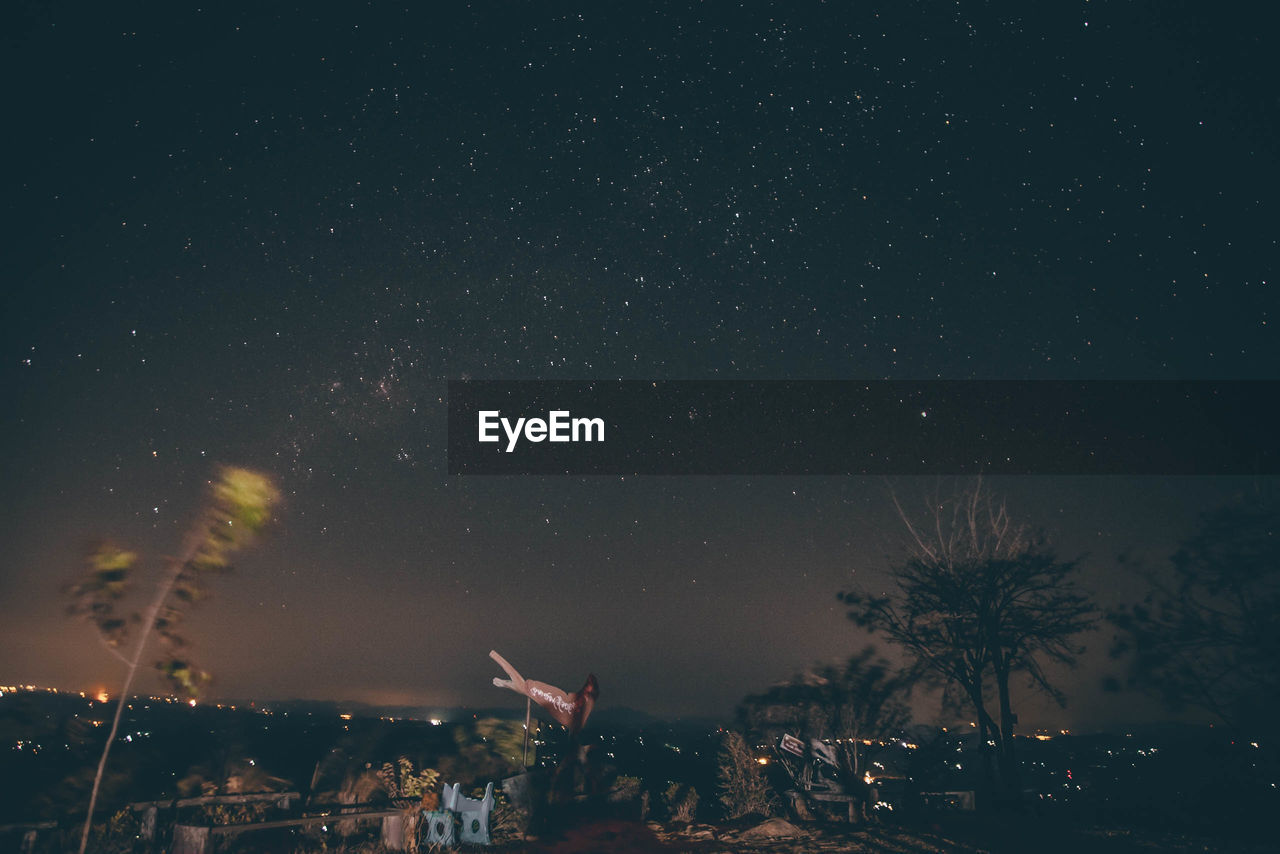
[218,698,724,731]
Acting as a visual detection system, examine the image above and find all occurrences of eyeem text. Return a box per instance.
[477,410,605,453]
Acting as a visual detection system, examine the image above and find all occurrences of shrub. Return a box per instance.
[662,782,699,822]
[376,757,439,800]
[717,731,777,819]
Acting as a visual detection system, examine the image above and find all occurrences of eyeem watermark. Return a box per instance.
[478,410,605,453]
[450,380,1280,475]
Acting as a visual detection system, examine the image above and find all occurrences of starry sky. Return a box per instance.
[2,2,1276,729]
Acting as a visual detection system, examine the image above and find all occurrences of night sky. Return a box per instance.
[2,2,1275,729]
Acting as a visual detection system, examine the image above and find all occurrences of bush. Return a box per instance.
[375,757,439,800]
[662,783,699,822]
[717,731,777,819]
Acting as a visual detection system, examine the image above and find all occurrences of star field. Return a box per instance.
[1,2,1275,725]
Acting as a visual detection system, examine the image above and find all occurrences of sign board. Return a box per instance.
[780,734,805,757]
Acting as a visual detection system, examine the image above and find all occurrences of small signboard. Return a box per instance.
[780,733,805,757]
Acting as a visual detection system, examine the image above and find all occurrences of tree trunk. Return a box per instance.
[967,685,1000,801]
[994,662,1021,799]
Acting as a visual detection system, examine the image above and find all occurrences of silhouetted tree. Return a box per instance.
[1108,494,1280,735]
[64,466,280,854]
[739,646,912,785]
[839,479,1096,799]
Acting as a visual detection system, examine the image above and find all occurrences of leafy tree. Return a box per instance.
[838,479,1096,798]
[65,466,280,854]
[739,646,912,785]
[1108,494,1280,734]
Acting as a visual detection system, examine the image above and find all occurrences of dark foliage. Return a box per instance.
[739,646,912,784]
[1108,494,1280,734]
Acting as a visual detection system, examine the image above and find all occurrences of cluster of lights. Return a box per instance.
[1,684,218,709]
[1,684,72,696]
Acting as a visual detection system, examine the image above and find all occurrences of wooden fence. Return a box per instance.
[3,793,420,853]
[155,793,420,854]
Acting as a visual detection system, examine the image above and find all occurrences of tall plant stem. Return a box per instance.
[78,544,194,854]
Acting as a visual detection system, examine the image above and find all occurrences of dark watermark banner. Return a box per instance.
[447,381,1279,475]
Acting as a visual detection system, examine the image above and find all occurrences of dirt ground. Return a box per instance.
[495,815,1274,854]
